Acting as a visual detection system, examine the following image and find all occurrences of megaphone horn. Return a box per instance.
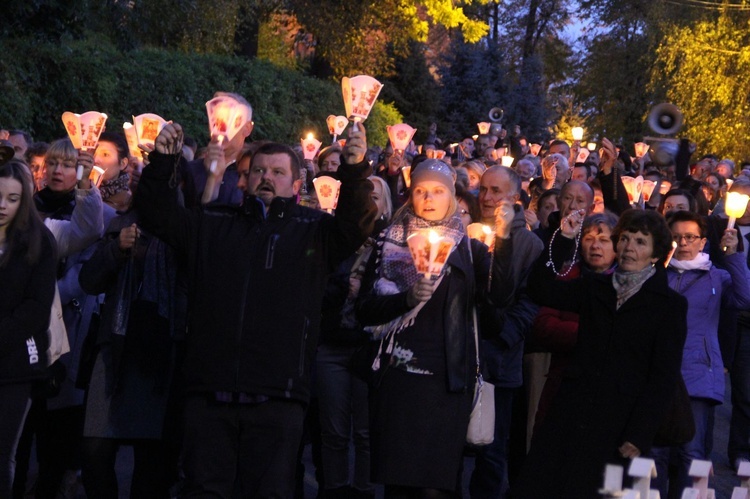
[489,107,504,123]
[648,103,683,135]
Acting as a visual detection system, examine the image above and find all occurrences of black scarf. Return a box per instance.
[34,188,75,220]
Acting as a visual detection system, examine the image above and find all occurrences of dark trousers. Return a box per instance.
[35,405,84,499]
[469,386,515,499]
[0,383,32,498]
[181,394,305,498]
[730,324,750,465]
[82,437,171,499]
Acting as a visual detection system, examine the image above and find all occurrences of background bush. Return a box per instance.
[0,34,400,149]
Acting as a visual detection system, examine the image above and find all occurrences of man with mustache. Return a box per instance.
[135,122,377,498]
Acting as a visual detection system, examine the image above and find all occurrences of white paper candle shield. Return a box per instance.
[477,122,491,135]
[122,123,142,159]
[90,166,106,188]
[313,175,341,212]
[622,175,644,204]
[387,124,417,152]
[466,223,495,246]
[62,111,108,150]
[206,95,250,143]
[642,180,656,202]
[301,133,322,161]
[341,75,383,123]
[725,192,750,229]
[635,142,650,158]
[530,143,542,156]
[133,113,168,148]
[500,155,514,168]
[576,148,590,164]
[407,230,456,279]
[587,142,597,151]
[326,115,348,136]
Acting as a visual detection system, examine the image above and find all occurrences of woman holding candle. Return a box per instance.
[648,210,750,497]
[357,159,515,498]
[515,209,688,498]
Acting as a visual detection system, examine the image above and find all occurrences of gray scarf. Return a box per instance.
[612,265,656,309]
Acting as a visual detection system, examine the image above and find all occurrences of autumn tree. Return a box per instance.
[649,8,750,160]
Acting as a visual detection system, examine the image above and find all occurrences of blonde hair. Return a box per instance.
[368,175,393,220]
[44,138,77,163]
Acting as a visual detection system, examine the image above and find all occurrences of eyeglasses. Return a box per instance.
[672,234,701,244]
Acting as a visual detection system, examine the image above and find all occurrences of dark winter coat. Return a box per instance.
[0,228,57,383]
[135,151,377,405]
[515,238,688,498]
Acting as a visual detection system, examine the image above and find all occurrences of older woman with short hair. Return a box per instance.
[516,209,688,498]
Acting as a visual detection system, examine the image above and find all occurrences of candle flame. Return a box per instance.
[428,230,441,244]
[482,225,492,235]
[306,132,314,140]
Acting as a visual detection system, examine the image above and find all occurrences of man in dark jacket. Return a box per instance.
[135,123,377,498]
[470,166,544,497]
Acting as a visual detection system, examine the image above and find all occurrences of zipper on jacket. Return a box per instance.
[265,234,280,269]
[236,227,262,390]
[299,316,310,376]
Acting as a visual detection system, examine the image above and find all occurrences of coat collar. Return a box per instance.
[590,266,671,313]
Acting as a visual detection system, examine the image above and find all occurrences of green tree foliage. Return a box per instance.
[649,9,750,160]
[0,36,398,148]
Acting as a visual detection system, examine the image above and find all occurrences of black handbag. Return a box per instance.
[652,377,696,447]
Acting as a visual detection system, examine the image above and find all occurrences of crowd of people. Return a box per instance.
[3,91,750,499]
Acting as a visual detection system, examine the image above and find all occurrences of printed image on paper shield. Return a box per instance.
[407,230,456,279]
[341,75,383,123]
[62,111,108,150]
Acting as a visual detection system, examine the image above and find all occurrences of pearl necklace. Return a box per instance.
[545,213,583,278]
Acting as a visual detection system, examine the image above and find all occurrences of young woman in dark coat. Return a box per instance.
[515,209,688,498]
[0,161,57,497]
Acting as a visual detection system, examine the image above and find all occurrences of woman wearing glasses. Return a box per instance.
[649,210,750,497]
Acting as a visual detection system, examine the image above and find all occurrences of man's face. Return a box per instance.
[549,142,570,159]
[571,166,589,182]
[478,170,519,221]
[9,134,29,160]
[475,137,491,157]
[716,163,734,179]
[558,181,593,218]
[461,138,475,156]
[29,155,46,190]
[247,153,299,205]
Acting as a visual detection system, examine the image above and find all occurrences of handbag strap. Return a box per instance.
[466,237,482,381]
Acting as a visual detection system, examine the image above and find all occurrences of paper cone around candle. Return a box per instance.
[407,230,456,278]
[501,156,514,168]
[477,122,491,135]
[725,191,750,224]
[586,142,596,151]
[387,124,417,152]
[301,135,322,161]
[401,166,411,188]
[133,113,168,147]
[660,181,672,195]
[62,111,108,150]
[621,175,644,203]
[342,75,383,123]
[634,142,650,158]
[62,112,83,149]
[434,150,446,160]
[206,95,250,142]
[79,112,108,150]
[466,223,495,246]
[642,180,656,202]
[572,127,584,141]
[326,115,348,136]
[576,148,590,164]
[313,175,341,212]
[529,143,542,156]
[122,123,142,159]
